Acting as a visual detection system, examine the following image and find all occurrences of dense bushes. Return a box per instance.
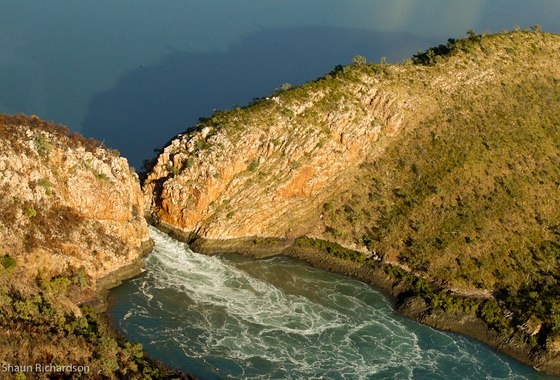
[412,29,483,65]
[504,277,560,342]
[1,255,16,270]
[0,270,190,379]
[295,236,367,263]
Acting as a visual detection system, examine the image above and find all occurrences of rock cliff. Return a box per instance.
[144,30,560,374]
[144,59,422,244]
[0,115,184,378]
[145,30,560,258]
[0,114,151,286]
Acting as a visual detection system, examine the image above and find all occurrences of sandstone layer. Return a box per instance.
[144,31,560,374]
[0,114,151,286]
[144,58,422,244]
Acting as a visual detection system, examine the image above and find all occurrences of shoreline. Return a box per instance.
[89,238,155,312]
[87,237,196,379]
[152,224,560,376]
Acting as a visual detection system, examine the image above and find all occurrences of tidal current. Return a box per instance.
[109,228,552,379]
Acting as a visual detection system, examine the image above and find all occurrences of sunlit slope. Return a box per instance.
[339,33,560,293]
[0,115,186,378]
[145,30,560,311]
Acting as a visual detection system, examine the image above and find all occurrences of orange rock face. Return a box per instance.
[0,115,150,284]
[144,71,414,241]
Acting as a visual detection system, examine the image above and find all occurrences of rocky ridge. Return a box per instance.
[145,31,560,256]
[144,61,422,243]
[144,30,560,374]
[0,114,151,284]
[0,115,188,379]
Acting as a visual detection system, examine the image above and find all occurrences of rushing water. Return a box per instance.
[109,228,553,379]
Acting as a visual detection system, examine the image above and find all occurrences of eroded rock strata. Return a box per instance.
[145,31,560,374]
[0,114,151,285]
[0,115,190,378]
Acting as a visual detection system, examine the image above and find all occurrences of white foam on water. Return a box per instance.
[111,227,541,380]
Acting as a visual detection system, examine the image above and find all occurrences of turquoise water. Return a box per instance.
[109,228,554,379]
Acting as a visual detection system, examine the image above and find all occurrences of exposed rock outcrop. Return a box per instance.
[144,31,560,375]
[144,69,420,243]
[145,31,560,266]
[0,114,151,286]
[0,115,193,379]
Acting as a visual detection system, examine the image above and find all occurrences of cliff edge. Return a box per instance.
[0,114,151,284]
[0,115,187,378]
[144,30,560,374]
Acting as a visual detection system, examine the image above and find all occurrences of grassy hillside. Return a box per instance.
[146,29,560,369]
[320,30,560,347]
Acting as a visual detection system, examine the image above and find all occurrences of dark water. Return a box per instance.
[2,1,560,167]
[109,228,554,379]
[81,26,431,167]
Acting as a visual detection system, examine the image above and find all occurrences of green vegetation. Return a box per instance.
[352,55,367,66]
[359,76,560,290]
[295,236,488,320]
[25,207,37,218]
[94,171,110,181]
[108,148,121,157]
[504,277,560,344]
[33,133,51,158]
[276,82,293,92]
[478,299,512,335]
[37,177,53,196]
[295,236,367,263]
[412,29,483,65]
[0,269,190,379]
[73,267,90,288]
[0,255,16,270]
[247,159,259,172]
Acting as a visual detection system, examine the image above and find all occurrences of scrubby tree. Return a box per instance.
[352,55,367,66]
